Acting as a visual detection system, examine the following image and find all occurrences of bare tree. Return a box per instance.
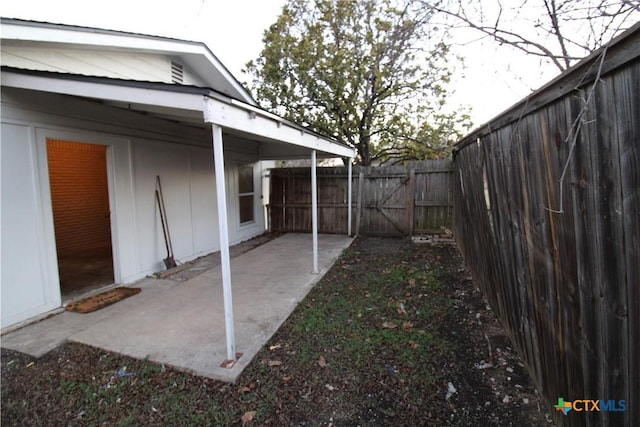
[430,0,640,71]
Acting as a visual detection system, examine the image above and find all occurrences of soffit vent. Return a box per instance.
[171,61,184,84]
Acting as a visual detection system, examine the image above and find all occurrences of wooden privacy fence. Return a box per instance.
[269,159,453,236]
[452,23,639,427]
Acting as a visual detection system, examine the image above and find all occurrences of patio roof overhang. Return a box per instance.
[1,67,355,160]
[2,67,356,365]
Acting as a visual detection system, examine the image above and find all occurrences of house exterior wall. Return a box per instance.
[0,87,265,328]
[1,45,208,87]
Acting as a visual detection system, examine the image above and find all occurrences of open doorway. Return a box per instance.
[47,139,114,299]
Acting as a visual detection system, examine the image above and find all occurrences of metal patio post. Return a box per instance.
[211,124,236,362]
[311,150,318,274]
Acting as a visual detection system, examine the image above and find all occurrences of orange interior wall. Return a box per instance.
[47,139,112,257]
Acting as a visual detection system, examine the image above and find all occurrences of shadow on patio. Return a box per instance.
[1,233,353,382]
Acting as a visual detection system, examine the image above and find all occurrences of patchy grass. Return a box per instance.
[1,237,549,426]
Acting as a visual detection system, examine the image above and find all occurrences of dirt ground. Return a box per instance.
[1,236,553,426]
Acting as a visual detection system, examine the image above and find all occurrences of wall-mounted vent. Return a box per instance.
[171,61,184,84]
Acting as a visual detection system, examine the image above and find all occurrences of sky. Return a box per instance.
[0,0,578,126]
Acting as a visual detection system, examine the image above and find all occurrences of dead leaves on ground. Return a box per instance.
[383,320,417,331]
[318,355,327,368]
[241,410,256,424]
[397,303,407,315]
[267,345,284,368]
[238,381,258,394]
[380,314,423,353]
[403,321,414,330]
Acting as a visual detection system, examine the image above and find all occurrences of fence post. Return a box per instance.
[348,160,353,236]
[408,168,416,237]
[356,170,364,236]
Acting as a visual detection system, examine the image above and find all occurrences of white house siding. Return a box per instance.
[0,88,265,328]
[1,123,61,325]
[0,46,208,87]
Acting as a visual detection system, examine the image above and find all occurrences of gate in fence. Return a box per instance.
[269,159,453,236]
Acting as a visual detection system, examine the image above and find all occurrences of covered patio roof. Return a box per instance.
[2,67,356,366]
[1,67,355,160]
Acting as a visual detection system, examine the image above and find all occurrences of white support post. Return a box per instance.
[211,124,236,363]
[311,150,319,274]
[347,159,353,237]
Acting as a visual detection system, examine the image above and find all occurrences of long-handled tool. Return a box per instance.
[155,176,177,269]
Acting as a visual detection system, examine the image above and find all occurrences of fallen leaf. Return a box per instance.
[238,386,251,394]
[220,359,236,369]
[409,340,419,349]
[318,356,327,368]
[325,384,337,391]
[397,303,407,315]
[268,360,282,367]
[282,376,292,382]
[382,321,398,329]
[269,344,282,351]
[408,279,416,287]
[241,411,256,424]
[403,321,414,330]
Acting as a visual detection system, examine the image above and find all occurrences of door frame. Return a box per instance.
[36,128,124,301]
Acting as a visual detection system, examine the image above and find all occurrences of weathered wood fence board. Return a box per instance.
[452,23,639,427]
[269,159,453,236]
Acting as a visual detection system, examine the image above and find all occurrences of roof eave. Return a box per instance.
[1,68,355,159]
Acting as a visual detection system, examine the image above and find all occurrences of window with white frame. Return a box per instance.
[238,164,254,224]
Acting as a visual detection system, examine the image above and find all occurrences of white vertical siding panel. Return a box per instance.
[190,146,219,254]
[132,140,196,273]
[1,123,60,326]
[104,137,138,284]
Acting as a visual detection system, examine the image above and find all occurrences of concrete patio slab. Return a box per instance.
[1,233,353,382]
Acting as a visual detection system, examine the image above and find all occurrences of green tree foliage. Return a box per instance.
[244,0,471,165]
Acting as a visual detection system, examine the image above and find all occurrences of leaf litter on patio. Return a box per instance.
[1,236,551,426]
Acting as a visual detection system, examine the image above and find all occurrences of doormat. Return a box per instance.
[65,287,141,313]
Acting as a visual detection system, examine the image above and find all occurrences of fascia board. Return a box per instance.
[204,97,355,159]
[1,22,201,54]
